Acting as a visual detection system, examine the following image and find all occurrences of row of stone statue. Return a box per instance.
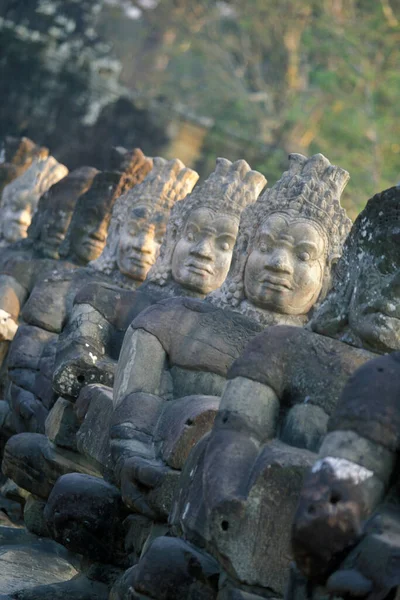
[0,135,398,600]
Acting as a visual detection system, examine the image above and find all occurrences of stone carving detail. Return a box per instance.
[0,136,49,194]
[292,351,400,597]
[91,156,198,286]
[58,149,150,266]
[49,159,262,401]
[209,153,351,325]
[0,156,68,247]
[28,166,100,260]
[310,184,400,352]
[168,185,400,598]
[144,158,267,296]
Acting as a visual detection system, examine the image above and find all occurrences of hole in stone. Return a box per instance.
[222,415,228,423]
[307,504,316,515]
[377,367,384,372]
[221,520,229,531]
[186,418,194,426]
[77,374,85,384]
[330,492,340,505]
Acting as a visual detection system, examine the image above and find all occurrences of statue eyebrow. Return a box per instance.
[295,241,319,251]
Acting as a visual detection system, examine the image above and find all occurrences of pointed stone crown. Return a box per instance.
[208,153,351,320]
[110,147,153,186]
[91,157,198,275]
[1,156,69,213]
[28,166,99,247]
[145,158,266,288]
[259,153,351,258]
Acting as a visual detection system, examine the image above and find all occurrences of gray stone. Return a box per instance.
[110,537,219,600]
[0,526,79,595]
[23,495,49,537]
[280,404,329,453]
[2,433,100,499]
[44,474,129,565]
[75,384,114,473]
[208,440,316,594]
[45,398,79,451]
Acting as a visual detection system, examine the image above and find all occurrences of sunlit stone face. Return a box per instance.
[117,204,164,281]
[171,207,239,294]
[1,192,32,243]
[348,226,400,353]
[69,205,109,264]
[244,213,326,315]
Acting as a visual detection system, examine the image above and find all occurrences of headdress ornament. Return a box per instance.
[146,158,266,288]
[91,157,198,275]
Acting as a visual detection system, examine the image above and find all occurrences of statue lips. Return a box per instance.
[260,272,293,292]
[124,251,153,268]
[82,235,105,253]
[186,259,214,277]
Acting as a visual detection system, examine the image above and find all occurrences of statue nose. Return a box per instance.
[265,248,293,274]
[192,238,213,259]
[132,232,153,254]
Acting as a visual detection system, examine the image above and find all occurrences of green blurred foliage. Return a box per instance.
[103,0,400,217]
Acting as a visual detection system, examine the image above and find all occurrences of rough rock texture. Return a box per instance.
[44,473,129,565]
[109,537,220,600]
[0,525,80,596]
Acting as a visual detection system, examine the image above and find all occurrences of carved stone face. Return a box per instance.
[38,207,73,257]
[348,229,400,352]
[117,204,164,281]
[171,207,239,294]
[1,192,32,243]
[244,213,326,315]
[69,205,109,263]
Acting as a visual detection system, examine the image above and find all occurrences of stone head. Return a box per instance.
[311,185,400,353]
[91,157,198,284]
[28,166,100,259]
[145,158,266,297]
[0,136,49,194]
[59,149,152,265]
[0,156,68,245]
[209,153,351,325]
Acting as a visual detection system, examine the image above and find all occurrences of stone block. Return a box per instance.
[209,440,316,595]
[76,384,114,472]
[45,397,79,450]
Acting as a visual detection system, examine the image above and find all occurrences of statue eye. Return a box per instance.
[299,252,311,262]
[221,241,230,251]
[187,231,195,242]
[259,242,268,253]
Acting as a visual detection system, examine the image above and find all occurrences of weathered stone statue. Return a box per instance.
[0,150,151,435]
[0,166,99,272]
[1,157,194,435]
[51,157,248,399]
[0,136,49,195]
[108,153,349,523]
[292,351,400,599]
[165,184,400,599]
[1,159,264,547]
[50,158,198,397]
[40,153,351,599]
[0,156,68,247]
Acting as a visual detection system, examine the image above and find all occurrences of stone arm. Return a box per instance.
[203,375,280,511]
[292,353,400,583]
[52,302,118,398]
[110,325,173,517]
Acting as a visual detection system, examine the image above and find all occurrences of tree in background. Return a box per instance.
[101,0,400,216]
